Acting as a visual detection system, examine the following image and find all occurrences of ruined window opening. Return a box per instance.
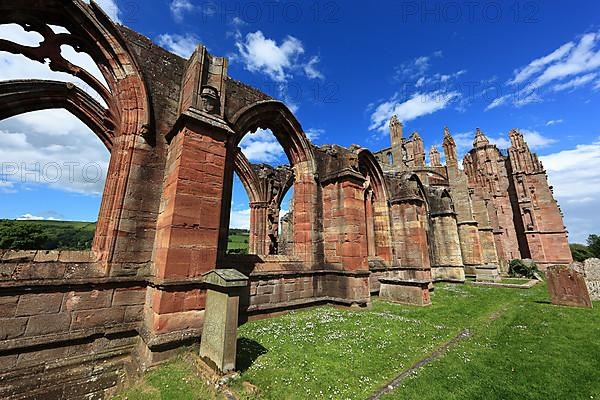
[0,109,109,250]
[228,128,295,256]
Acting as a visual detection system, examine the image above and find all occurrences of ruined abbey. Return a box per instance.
[0,1,573,398]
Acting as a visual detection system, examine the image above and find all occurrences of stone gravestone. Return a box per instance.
[583,258,600,301]
[546,265,592,308]
[199,269,248,373]
[379,277,431,306]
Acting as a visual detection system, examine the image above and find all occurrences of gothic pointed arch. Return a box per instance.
[0,79,116,149]
[233,150,263,204]
[0,0,152,266]
[229,100,320,264]
[230,100,316,171]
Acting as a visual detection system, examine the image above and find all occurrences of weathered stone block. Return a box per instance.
[582,258,600,301]
[58,251,97,263]
[112,287,146,306]
[71,307,126,330]
[547,265,592,308]
[0,296,18,318]
[0,354,18,371]
[16,293,64,316]
[379,278,431,306]
[476,264,500,282]
[33,250,60,263]
[63,289,113,311]
[124,305,144,323]
[1,250,36,263]
[25,313,72,336]
[0,317,28,339]
[12,262,66,280]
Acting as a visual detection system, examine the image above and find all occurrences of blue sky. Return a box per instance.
[1,0,600,243]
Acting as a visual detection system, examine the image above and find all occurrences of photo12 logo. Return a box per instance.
[200,1,340,23]
[401,1,540,23]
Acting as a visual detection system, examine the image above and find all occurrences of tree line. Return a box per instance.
[570,234,600,262]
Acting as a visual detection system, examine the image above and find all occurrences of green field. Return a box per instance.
[0,219,249,252]
[114,282,600,400]
[0,219,96,250]
[227,228,249,254]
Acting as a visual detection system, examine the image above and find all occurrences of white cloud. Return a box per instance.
[0,24,108,105]
[540,138,600,242]
[231,17,246,27]
[492,31,600,109]
[16,213,58,221]
[0,110,109,196]
[546,119,564,126]
[394,51,444,81]
[305,128,324,142]
[552,73,597,92]
[509,42,575,85]
[229,207,290,231]
[304,56,324,80]
[239,129,286,164]
[369,90,460,132]
[519,129,557,149]
[236,31,304,82]
[170,0,195,21]
[235,31,322,83]
[0,181,16,194]
[488,136,511,149]
[229,208,250,230]
[452,129,555,154]
[156,33,199,58]
[84,0,121,23]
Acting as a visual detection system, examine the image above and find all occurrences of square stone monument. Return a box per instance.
[583,258,600,301]
[199,268,248,373]
[546,265,592,308]
[379,277,431,306]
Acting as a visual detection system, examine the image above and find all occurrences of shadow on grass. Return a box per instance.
[534,300,552,304]
[236,337,268,372]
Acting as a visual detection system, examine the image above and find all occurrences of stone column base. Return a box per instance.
[431,266,466,283]
[475,264,500,282]
[464,264,477,276]
[378,278,431,306]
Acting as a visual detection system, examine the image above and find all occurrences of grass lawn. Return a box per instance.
[227,232,250,251]
[113,283,600,400]
[113,357,224,400]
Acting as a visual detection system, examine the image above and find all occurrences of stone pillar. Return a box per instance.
[470,188,501,281]
[443,152,489,277]
[140,116,231,366]
[199,269,248,373]
[249,202,268,255]
[321,175,369,271]
[457,221,484,276]
[365,190,377,258]
[390,200,431,282]
[373,198,394,264]
[292,162,320,265]
[430,213,465,282]
[93,133,159,272]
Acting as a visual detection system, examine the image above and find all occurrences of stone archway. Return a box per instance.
[228,100,320,265]
[233,150,295,256]
[0,0,152,269]
[355,148,394,265]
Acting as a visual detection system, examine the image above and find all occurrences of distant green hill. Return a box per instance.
[0,219,250,252]
[0,219,96,250]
